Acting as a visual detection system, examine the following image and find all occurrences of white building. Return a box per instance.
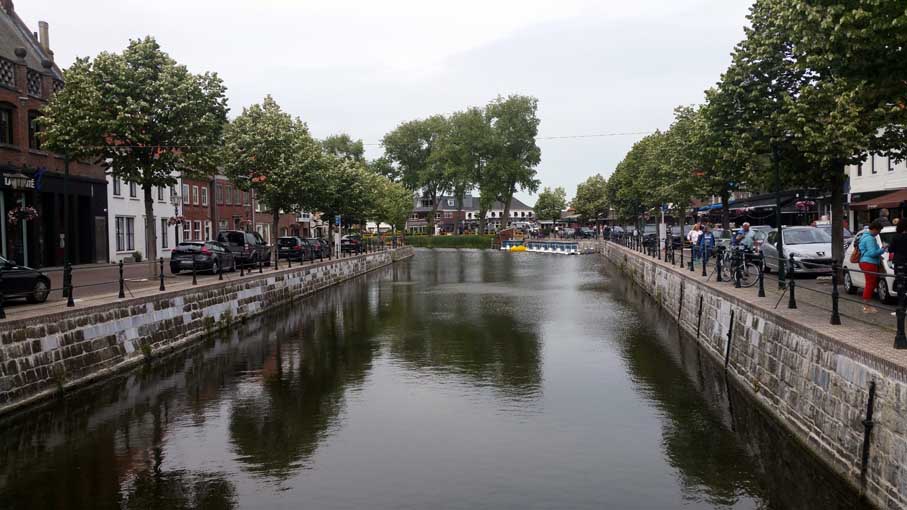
[846,153,907,227]
[107,174,179,262]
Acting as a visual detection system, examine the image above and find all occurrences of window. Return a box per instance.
[857,162,863,177]
[219,220,228,231]
[183,222,191,241]
[113,177,121,196]
[0,105,13,145]
[115,216,135,252]
[520,212,525,217]
[889,157,894,172]
[871,155,877,174]
[491,212,496,218]
[157,186,164,201]
[192,220,201,240]
[28,111,41,150]
[528,212,533,217]
[161,218,169,248]
[444,211,453,219]
[191,185,199,205]
[234,188,241,205]
[182,184,190,204]
[225,186,232,205]
[244,191,251,206]
[129,182,137,198]
[200,187,208,207]
[421,199,432,208]
[447,199,454,207]
[204,221,211,240]
[216,185,223,205]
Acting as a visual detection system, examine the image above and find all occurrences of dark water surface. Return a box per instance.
[0,249,870,510]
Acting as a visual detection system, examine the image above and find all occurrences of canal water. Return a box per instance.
[0,249,870,510]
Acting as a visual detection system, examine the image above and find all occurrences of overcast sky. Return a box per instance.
[19,0,751,205]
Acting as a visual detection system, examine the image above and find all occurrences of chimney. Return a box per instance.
[38,21,50,54]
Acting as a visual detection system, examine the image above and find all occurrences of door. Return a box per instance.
[95,216,108,264]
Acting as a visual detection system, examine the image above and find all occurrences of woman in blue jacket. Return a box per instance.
[698,225,715,266]
[859,221,886,313]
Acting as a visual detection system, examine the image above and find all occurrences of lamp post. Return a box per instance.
[6,169,32,265]
[170,192,181,245]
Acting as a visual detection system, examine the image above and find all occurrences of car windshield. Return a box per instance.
[277,238,298,247]
[176,243,203,252]
[817,226,852,238]
[783,228,831,245]
[220,232,244,245]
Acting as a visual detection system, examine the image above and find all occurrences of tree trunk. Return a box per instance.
[478,207,488,236]
[272,209,280,267]
[456,195,464,235]
[501,186,515,230]
[720,188,730,230]
[831,161,845,271]
[142,183,158,275]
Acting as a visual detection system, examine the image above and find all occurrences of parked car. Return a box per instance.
[711,228,735,249]
[277,236,312,261]
[815,224,853,251]
[341,234,362,254]
[216,230,271,267]
[843,226,896,303]
[170,241,236,274]
[576,227,595,239]
[0,255,50,303]
[761,227,833,274]
[307,238,328,258]
[749,226,773,252]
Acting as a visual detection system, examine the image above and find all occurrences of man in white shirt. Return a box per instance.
[687,224,702,260]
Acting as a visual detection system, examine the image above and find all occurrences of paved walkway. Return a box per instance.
[609,242,907,370]
[0,252,372,322]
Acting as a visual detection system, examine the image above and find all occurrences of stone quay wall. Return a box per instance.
[602,242,907,510]
[0,247,414,416]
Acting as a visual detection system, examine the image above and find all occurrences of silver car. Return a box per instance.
[761,227,834,274]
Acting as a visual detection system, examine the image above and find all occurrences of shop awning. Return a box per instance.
[849,188,907,211]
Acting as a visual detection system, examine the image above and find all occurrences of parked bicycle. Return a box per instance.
[717,245,761,287]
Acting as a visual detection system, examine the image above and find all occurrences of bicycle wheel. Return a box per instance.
[739,262,760,287]
[720,254,734,281]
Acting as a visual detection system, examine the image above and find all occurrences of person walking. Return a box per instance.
[887,220,907,315]
[878,209,893,228]
[687,223,702,261]
[858,220,886,313]
[699,225,715,268]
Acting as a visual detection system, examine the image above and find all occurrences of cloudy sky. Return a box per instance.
[18,0,751,205]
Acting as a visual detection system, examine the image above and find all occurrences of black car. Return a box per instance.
[216,230,271,267]
[306,238,328,259]
[341,234,362,254]
[0,256,50,303]
[170,241,236,274]
[277,236,312,261]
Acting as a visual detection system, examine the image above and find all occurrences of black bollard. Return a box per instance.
[219,257,224,281]
[895,266,907,349]
[702,250,708,277]
[192,260,198,286]
[65,263,75,307]
[734,249,742,288]
[259,255,263,274]
[62,261,71,299]
[830,262,841,325]
[240,259,245,277]
[0,267,7,319]
[716,250,723,282]
[787,253,797,309]
[680,241,684,269]
[758,252,766,298]
[159,257,166,291]
[118,260,126,299]
[288,252,292,268]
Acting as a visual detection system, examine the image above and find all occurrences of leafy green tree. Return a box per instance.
[322,133,365,163]
[40,36,228,263]
[486,95,541,227]
[222,96,324,264]
[382,115,450,234]
[534,187,566,226]
[572,174,609,223]
[373,176,413,232]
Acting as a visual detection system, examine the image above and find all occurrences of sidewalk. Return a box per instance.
[611,242,907,370]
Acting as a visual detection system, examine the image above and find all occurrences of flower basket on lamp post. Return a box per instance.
[6,206,38,226]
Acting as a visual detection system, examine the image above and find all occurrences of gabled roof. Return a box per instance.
[413,194,534,212]
[0,2,63,81]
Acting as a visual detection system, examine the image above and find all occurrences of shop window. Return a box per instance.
[115,216,135,252]
[129,182,137,198]
[28,111,41,150]
[0,105,13,145]
[161,218,169,248]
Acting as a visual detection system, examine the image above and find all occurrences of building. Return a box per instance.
[107,176,178,262]
[846,153,907,228]
[0,0,108,267]
[406,194,535,234]
[213,174,253,234]
[179,176,213,242]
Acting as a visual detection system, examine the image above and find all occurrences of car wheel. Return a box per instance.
[230,259,237,272]
[843,270,858,295]
[211,260,220,275]
[878,279,894,304]
[27,278,50,304]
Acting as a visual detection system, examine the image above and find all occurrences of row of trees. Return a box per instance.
[39,37,412,263]
[606,0,907,262]
[380,95,542,235]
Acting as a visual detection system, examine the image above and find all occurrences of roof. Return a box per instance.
[412,195,534,213]
[850,188,907,211]
[0,3,63,81]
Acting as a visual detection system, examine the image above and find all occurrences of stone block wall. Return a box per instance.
[603,243,907,510]
[0,247,414,416]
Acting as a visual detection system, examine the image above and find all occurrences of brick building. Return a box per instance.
[0,0,108,267]
[213,174,253,235]
[179,176,212,242]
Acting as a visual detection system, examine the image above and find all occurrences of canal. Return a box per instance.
[0,249,871,510]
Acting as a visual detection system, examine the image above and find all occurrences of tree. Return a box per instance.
[322,133,365,163]
[41,36,228,264]
[572,174,609,223]
[221,95,324,265]
[486,95,541,227]
[373,176,413,233]
[382,115,450,234]
[534,187,566,226]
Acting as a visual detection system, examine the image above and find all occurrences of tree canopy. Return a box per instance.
[572,174,609,222]
[533,187,566,224]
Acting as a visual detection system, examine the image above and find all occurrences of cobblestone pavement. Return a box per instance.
[613,243,907,368]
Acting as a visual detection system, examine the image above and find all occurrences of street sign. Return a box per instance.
[335,215,341,226]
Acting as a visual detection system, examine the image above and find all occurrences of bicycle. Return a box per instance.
[721,245,760,287]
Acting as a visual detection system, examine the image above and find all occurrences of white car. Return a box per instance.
[842,226,896,303]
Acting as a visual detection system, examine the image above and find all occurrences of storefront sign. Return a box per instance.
[2,175,35,190]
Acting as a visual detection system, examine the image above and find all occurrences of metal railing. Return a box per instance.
[606,234,907,350]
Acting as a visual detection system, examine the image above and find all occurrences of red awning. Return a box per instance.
[850,188,907,210]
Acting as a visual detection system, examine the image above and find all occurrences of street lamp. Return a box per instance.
[6,170,30,191]
[170,192,181,244]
